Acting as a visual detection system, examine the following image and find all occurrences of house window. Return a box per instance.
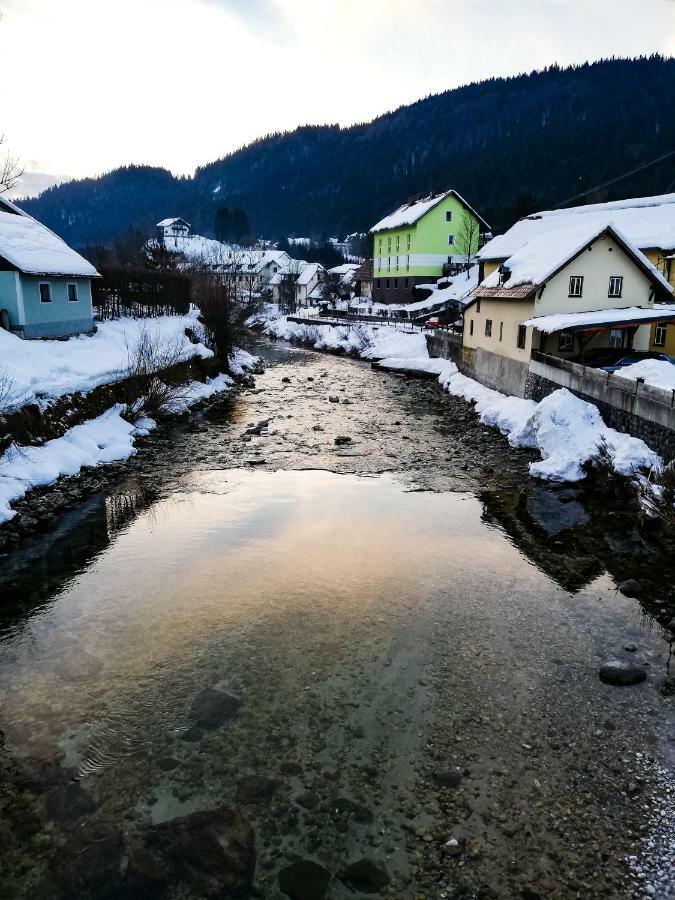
[396,255,399,270]
[39,282,52,303]
[568,275,584,297]
[406,254,410,271]
[608,276,623,298]
[386,279,390,288]
[517,324,527,349]
[377,258,382,271]
[485,319,492,337]
[67,283,78,302]
[609,329,623,348]
[446,211,453,222]
[378,239,382,254]
[448,235,456,246]
[396,236,400,251]
[388,257,391,271]
[470,319,474,336]
[407,233,411,250]
[558,331,574,352]
[387,237,392,251]
[476,299,481,313]
[499,322,503,342]
[394,279,398,289]
[654,323,668,347]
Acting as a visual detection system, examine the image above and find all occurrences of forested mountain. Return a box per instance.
[19,56,675,251]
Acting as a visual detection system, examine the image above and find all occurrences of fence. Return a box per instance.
[93,268,191,319]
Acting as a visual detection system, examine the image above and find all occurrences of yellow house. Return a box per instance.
[478,193,675,362]
[463,222,675,396]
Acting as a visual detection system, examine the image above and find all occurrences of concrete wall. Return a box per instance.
[460,344,530,396]
[425,329,462,362]
[526,352,675,460]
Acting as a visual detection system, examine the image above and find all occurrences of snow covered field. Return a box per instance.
[0,312,212,412]
[259,313,662,482]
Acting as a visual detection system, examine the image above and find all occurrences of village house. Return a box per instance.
[353,258,373,300]
[220,249,291,294]
[270,261,324,307]
[157,217,191,246]
[478,193,675,354]
[0,196,99,339]
[370,190,490,304]
[463,221,675,396]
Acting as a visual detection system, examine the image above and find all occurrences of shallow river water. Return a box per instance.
[0,338,673,900]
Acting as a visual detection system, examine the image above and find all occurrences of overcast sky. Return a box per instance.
[1,0,674,193]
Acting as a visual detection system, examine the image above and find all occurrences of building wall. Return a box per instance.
[0,271,20,327]
[373,195,484,302]
[463,297,535,363]
[20,275,94,338]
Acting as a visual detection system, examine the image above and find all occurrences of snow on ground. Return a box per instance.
[0,312,212,412]
[614,359,675,391]
[258,311,661,483]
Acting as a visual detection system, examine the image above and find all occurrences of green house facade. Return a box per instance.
[370,190,490,303]
[0,197,99,339]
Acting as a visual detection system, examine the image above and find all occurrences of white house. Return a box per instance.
[463,221,675,395]
[270,261,325,307]
[157,218,191,246]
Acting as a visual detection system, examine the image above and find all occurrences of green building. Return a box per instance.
[370,190,490,304]
[0,196,99,339]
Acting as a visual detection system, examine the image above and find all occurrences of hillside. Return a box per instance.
[19,56,675,250]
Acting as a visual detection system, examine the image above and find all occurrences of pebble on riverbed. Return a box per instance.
[598,661,647,686]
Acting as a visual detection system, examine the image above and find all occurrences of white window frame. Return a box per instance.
[654,323,668,347]
[568,275,584,297]
[39,282,52,303]
[67,282,78,302]
[608,275,623,298]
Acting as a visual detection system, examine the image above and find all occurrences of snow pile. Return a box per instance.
[523,307,675,333]
[0,406,153,523]
[0,312,212,411]
[162,373,234,414]
[228,348,259,377]
[614,359,675,391]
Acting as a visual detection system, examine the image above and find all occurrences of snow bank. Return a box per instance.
[0,312,212,412]
[0,406,152,523]
[614,359,675,391]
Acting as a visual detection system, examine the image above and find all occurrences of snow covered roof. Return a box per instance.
[0,210,99,278]
[479,222,673,295]
[523,306,675,334]
[157,217,190,228]
[297,262,322,285]
[479,193,675,260]
[371,190,490,233]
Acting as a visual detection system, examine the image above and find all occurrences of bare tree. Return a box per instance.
[121,325,192,421]
[0,135,24,195]
[320,269,345,310]
[456,213,481,278]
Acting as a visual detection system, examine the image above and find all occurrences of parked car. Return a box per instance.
[598,351,675,374]
[425,316,442,329]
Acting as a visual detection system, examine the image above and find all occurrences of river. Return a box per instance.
[0,337,673,900]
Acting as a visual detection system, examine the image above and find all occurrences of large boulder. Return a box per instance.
[189,688,241,729]
[278,859,331,900]
[128,806,255,899]
[599,661,647,686]
[339,858,390,893]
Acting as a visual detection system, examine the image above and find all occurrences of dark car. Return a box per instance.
[598,351,675,374]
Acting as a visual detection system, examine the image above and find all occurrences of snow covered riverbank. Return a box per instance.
[0,311,212,412]
[257,313,661,483]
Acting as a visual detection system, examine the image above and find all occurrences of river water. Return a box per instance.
[0,338,673,900]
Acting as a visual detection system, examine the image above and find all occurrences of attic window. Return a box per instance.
[568,276,584,298]
[608,276,623,298]
[446,211,453,222]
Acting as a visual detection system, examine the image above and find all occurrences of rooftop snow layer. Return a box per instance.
[479,193,675,260]
[523,306,675,333]
[371,189,490,233]
[480,222,673,293]
[157,217,190,228]
[0,211,99,277]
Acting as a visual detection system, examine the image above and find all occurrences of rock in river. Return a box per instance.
[127,806,255,899]
[189,688,241,729]
[236,774,281,805]
[45,781,97,822]
[339,858,389,894]
[278,859,331,900]
[334,436,352,446]
[599,661,647,686]
[618,579,642,598]
[433,768,462,789]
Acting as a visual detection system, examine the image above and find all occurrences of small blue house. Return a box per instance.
[0,196,100,339]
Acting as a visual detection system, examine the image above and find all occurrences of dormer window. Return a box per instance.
[608,276,623,298]
[568,276,584,297]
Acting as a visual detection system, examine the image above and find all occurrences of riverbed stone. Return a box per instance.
[599,661,647,686]
[433,768,462,789]
[334,436,352,445]
[236,775,281,804]
[278,859,331,900]
[339,858,389,893]
[332,796,373,823]
[45,781,96,822]
[128,806,255,899]
[189,688,241,728]
[50,825,123,897]
[618,579,642,597]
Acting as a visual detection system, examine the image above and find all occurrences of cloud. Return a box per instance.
[199,0,290,38]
